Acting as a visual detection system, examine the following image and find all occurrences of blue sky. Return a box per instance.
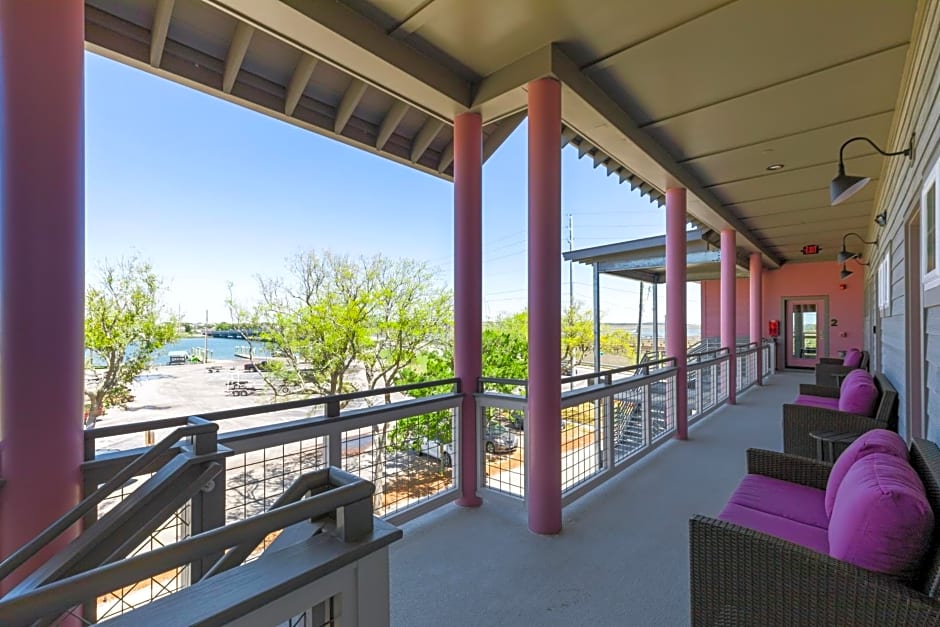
[85,51,700,325]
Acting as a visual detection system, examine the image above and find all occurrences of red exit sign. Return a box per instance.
[801,244,821,255]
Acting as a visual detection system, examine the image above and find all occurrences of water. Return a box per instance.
[154,336,268,362]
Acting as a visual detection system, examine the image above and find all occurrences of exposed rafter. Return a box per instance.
[437,141,454,172]
[577,141,592,158]
[376,101,410,150]
[149,0,175,68]
[592,152,607,168]
[334,78,368,134]
[284,55,318,116]
[560,127,577,148]
[222,21,254,94]
[482,111,526,163]
[410,118,444,162]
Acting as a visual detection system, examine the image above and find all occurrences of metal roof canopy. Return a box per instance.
[564,229,751,284]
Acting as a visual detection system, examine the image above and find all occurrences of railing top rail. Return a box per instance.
[559,357,676,385]
[0,418,218,584]
[84,377,460,440]
[561,365,678,406]
[688,347,730,360]
[84,393,463,474]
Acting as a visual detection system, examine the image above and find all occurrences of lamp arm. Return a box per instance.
[842,232,878,248]
[838,136,912,164]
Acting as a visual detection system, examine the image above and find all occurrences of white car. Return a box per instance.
[421,423,518,467]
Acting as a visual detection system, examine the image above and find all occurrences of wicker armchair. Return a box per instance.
[815,351,870,388]
[690,440,940,626]
[782,373,898,459]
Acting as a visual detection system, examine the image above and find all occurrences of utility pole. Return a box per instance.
[205,309,210,364]
[568,213,575,377]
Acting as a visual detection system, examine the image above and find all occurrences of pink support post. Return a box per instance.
[666,189,688,440]
[453,112,483,508]
[0,0,85,588]
[721,229,737,404]
[527,78,562,535]
[749,252,763,385]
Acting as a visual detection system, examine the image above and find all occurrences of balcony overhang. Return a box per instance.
[564,229,751,284]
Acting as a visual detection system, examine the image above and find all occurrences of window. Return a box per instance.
[924,159,940,289]
[878,249,891,314]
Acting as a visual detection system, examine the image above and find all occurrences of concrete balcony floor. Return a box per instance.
[390,371,810,626]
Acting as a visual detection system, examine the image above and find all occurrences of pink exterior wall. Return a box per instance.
[702,260,864,358]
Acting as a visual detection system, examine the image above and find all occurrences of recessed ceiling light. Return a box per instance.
[766,163,785,171]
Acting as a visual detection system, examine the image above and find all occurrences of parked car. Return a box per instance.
[421,422,518,467]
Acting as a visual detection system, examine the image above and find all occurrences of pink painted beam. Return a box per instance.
[721,229,737,404]
[0,0,85,589]
[527,78,562,534]
[666,188,688,440]
[453,112,483,508]
[749,252,763,385]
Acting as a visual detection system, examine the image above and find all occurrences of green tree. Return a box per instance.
[600,327,638,364]
[84,258,178,427]
[562,303,594,371]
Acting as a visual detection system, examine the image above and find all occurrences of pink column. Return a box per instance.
[749,252,763,385]
[666,189,688,440]
[453,112,483,508]
[721,229,737,404]
[527,78,562,534]
[0,0,85,586]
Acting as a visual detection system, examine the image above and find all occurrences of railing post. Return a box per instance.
[603,392,615,472]
[327,400,342,469]
[642,381,653,447]
[187,419,225,583]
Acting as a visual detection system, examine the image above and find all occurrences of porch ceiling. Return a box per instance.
[83,0,917,267]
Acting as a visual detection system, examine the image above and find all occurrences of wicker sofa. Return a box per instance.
[782,372,898,459]
[815,350,870,388]
[690,438,940,626]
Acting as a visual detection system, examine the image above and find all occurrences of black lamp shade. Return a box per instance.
[840,266,853,280]
[837,248,859,264]
[831,172,871,205]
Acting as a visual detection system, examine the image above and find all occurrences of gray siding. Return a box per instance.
[866,0,940,442]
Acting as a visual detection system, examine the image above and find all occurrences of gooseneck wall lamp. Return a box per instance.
[840,257,870,281]
[837,232,878,264]
[830,135,914,205]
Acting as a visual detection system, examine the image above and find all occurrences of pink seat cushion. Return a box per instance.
[824,429,907,516]
[727,474,828,529]
[838,371,879,416]
[828,453,933,580]
[794,394,840,411]
[843,349,862,368]
[719,502,829,555]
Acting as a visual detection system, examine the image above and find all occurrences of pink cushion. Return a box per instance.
[843,349,862,368]
[838,371,879,416]
[794,394,840,411]
[824,429,907,517]
[728,474,828,529]
[719,502,829,555]
[828,454,934,580]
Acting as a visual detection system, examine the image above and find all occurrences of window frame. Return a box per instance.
[923,158,940,290]
[877,249,891,314]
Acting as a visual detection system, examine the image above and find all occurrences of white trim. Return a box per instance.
[878,249,891,314]
[922,159,940,290]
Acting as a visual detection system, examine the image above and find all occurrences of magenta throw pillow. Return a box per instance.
[824,429,907,517]
[843,349,862,368]
[828,453,933,580]
[838,371,879,417]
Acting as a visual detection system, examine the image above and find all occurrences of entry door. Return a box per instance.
[785,299,825,368]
